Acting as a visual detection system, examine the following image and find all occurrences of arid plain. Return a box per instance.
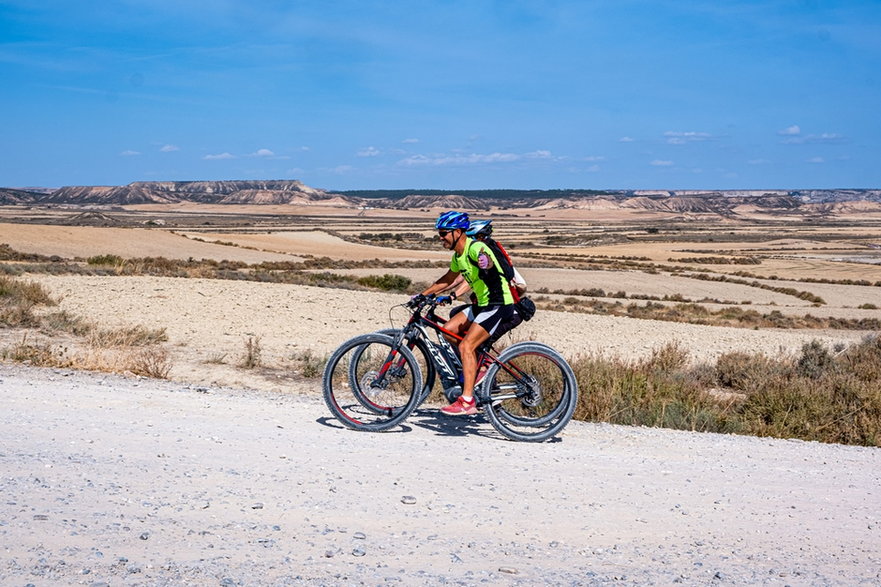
[2,201,880,394]
[3,202,881,584]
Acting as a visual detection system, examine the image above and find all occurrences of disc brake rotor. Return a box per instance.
[359,370,385,399]
[520,375,543,407]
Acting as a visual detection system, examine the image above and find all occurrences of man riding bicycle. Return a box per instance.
[415,211,517,416]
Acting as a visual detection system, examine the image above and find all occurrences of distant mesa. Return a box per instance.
[2,181,881,220]
[38,180,341,206]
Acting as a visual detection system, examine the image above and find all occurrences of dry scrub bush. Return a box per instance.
[570,337,881,446]
[87,325,168,348]
[571,344,739,434]
[1,275,172,378]
[39,310,92,336]
[239,336,262,369]
[62,346,172,379]
[1,336,68,367]
[126,347,172,378]
[715,351,781,391]
[289,349,328,377]
[0,276,56,328]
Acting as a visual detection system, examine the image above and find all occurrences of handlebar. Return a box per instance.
[405,293,453,311]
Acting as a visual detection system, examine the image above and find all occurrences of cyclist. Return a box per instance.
[451,218,527,302]
[415,211,517,416]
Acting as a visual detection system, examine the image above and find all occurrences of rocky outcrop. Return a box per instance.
[40,180,339,205]
[0,188,41,205]
[7,182,881,221]
[378,194,491,211]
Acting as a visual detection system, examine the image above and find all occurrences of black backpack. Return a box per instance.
[468,237,515,283]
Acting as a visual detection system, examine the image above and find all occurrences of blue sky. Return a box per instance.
[1,0,879,190]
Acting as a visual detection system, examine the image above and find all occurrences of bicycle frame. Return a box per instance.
[382,298,533,405]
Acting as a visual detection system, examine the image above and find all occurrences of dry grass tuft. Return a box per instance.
[289,349,328,378]
[239,336,262,369]
[0,335,69,367]
[87,325,168,348]
[1,274,173,379]
[125,346,173,378]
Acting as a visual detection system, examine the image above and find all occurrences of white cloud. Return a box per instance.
[583,156,606,162]
[402,138,419,144]
[160,144,180,152]
[807,156,825,164]
[809,133,846,144]
[748,158,770,165]
[243,148,289,160]
[665,131,713,145]
[781,132,846,145]
[778,125,801,136]
[619,136,634,143]
[586,164,601,172]
[526,150,552,159]
[203,152,236,160]
[120,150,140,156]
[398,150,553,167]
[650,159,674,166]
[357,146,381,157]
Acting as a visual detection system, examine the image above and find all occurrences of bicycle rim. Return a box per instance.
[482,343,578,442]
[323,334,422,432]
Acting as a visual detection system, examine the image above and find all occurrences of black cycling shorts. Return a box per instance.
[463,304,516,337]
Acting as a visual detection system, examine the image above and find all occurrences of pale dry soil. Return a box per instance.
[18,275,875,394]
[1,364,879,585]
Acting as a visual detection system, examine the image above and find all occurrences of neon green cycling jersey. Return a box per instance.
[450,237,515,307]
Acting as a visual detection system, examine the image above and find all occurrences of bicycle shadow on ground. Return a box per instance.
[405,407,508,441]
[315,415,414,435]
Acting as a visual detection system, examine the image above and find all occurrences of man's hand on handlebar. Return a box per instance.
[408,293,430,308]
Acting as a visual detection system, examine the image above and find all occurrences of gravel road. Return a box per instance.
[2,364,880,586]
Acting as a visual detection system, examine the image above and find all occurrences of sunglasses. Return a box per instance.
[438,230,452,237]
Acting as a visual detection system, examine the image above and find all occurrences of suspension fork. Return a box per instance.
[375,323,422,380]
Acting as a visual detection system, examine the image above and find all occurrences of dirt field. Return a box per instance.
[3,206,880,393]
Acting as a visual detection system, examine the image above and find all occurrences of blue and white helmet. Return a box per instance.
[465,219,493,238]
[435,211,470,231]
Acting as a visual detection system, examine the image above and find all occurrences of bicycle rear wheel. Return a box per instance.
[323,334,423,432]
[481,342,578,442]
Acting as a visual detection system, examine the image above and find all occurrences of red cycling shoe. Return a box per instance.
[440,395,478,416]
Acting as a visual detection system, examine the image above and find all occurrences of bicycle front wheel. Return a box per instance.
[323,334,423,432]
[481,342,578,442]
[370,329,436,404]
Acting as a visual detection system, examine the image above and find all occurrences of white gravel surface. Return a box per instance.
[2,364,879,585]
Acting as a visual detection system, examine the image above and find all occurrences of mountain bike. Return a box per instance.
[322,295,578,442]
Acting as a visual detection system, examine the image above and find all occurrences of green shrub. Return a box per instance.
[87,254,124,265]
[356,273,412,292]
